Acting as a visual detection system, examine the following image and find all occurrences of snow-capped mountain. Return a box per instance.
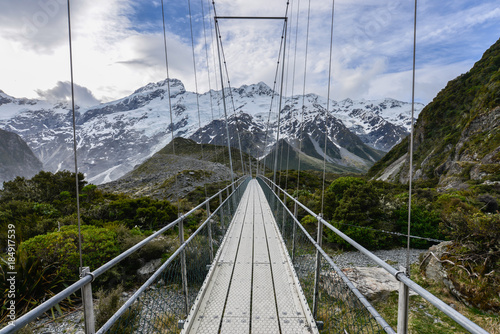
[0,80,424,184]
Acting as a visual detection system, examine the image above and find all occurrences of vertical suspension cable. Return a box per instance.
[187,0,208,198]
[296,0,311,196]
[259,59,281,176]
[272,2,291,189]
[285,0,301,194]
[225,86,246,175]
[207,0,228,174]
[216,37,247,176]
[161,0,180,214]
[258,15,289,178]
[320,0,336,217]
[200,0,221,175]
[66,0,83,275]
[273,18,289,188]
[407,0,418,276]
[213,16,236,190]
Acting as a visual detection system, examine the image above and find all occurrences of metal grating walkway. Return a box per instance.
[182,179,318,333]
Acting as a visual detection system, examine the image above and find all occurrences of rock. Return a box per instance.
[419,241,452,282]
[137,258,162,280]
[341,267,414,303]
[322,267,416,303]
[419,241,468,304]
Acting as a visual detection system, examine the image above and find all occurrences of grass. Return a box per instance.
[373,264,500,334]
[151,312,181,333]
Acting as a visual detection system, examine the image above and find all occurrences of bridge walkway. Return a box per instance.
[182,179,318,334]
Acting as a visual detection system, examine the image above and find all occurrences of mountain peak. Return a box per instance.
[340,98,354,106]
[237,81,274,97]
[133,78,185,96]
[0,89,13,99]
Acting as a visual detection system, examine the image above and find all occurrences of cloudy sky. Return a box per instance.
[0,0,498,106]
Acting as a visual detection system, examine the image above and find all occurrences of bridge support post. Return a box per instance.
[179,219,189,317]
[312,215,323,318]
[291,201,298,263]
[219,192,225,232]
[80,267,95,334]
[206,198,214,263]
[397,267,409,334]
[281,195,286,237]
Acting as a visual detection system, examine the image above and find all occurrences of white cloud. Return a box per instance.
[0,0,498,106]
[36,81,100,107]
[366,60,473,102]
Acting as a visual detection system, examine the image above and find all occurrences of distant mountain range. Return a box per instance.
[0,80,423,184]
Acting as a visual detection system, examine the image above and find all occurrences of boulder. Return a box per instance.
[419,241,465,302]
[419,241,452,282]
[322,267,415,303]
[137,258,162,281]
[341,267,414,303]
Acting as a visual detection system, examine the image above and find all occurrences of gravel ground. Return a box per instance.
[332,248,427,270]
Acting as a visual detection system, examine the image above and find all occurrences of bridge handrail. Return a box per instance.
[257,175,489,334]
[97,176,251,333]
[0,176,248,334]
[257,177,395,334]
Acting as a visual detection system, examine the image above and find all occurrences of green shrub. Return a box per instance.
[1,171,86,203]
[324,177,366,219]
[20,225,119,281]
[300,215,317,235]
[440,212,500,312]
[325,221,395,250]
[0,253,68,322]
[394,205,445,248]
[107,198,177,229]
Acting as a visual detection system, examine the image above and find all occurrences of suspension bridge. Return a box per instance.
[0,0,493,333]
[2,175,490,334]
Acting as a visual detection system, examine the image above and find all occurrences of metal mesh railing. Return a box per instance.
[0,177,250,334]
[258,177,389,334]
[99,177,250,334]
[257,175,489,334]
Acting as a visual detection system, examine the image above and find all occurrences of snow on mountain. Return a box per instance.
[0,79,423,184]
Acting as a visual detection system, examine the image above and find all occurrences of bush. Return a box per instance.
[300,215,317,235]
[325,221,395,250]
[20,225,119,281]
[440,212,500,311]
[332,182,383,226]
[324,177,366,219]
[107,198,177,230]
[1,171,86,203]
[0,253,67,322]
[394,205,445,248]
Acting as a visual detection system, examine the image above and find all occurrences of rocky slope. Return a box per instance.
[0,128,42,185]
[0,80,423,184]
[99,138,255,200]
[368,38,500,188]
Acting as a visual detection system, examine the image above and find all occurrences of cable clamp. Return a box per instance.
[83,271,96,283]
[395,269,409,282]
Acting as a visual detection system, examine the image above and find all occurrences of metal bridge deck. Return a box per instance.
[182,179,318,334]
